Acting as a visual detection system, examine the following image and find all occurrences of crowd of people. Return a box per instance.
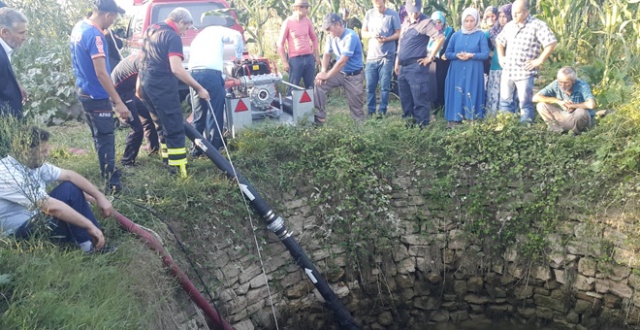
[0,0,599,251]
[278,0,596,132]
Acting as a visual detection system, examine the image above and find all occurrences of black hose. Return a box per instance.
[183,121,360,330]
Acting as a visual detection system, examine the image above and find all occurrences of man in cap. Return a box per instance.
[277,0,320,95]
[138,8,210,177]
[394,0,444,127]
[0,7,28,119]
[314,13,365,124]
[362,0,401,118]
[70,0,131,193]
[496,0,557,123]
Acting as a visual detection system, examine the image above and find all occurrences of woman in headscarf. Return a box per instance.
[482,6,498,77]
[443,7,489,127]
[428,11,455,114]
[485,3,514,115]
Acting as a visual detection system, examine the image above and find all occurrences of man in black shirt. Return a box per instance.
[138,7,209,177]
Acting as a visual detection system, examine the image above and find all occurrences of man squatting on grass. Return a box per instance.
[533,66,596,134]
[0,127,112,252]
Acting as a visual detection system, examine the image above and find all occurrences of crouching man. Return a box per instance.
[533,66,595,134]
[0,127,113,251]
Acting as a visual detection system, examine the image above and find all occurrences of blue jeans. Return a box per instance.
[190,69,226,151]
[365,57,394,115]
[498,75,535,124]
[288,54,315,95]
[14,182,101,245]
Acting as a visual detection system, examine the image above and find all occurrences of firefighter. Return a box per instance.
[138,7,209,177]
[70,0,131,193]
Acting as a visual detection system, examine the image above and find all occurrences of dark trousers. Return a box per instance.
[139,70,187,171]
[287,54,315,95]
[190,69,225,151]
[398,62,436,127]
[14,182,100,245]
[79,96,119,184]
[119,90,159,165]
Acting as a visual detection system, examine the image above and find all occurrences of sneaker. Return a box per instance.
[89,244,118,255]
[314,116,326,126]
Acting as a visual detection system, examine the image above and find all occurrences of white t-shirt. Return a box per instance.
[0,156,61,235]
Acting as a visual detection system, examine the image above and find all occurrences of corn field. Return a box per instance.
[5,0,640,121]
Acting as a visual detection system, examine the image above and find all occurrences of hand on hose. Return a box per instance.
[197,87,211,100]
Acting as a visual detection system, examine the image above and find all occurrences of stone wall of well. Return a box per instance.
[200,175,640,330]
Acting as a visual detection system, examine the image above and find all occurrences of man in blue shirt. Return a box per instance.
[362,0,401,118]
[394,0,444,127]
[313,13,365,124]
[71,0,131,193]
[533,66,595,134]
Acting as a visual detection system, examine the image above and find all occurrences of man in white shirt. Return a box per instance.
[188,19,243,155]
[0,127,113,251]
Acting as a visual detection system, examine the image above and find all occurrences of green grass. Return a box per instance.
[2,88,640,328]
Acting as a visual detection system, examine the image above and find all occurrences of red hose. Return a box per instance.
[112,211,234,330]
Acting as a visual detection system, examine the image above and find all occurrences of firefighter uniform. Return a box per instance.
[138,20,188,176]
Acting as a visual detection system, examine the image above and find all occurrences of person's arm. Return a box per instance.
[39,197,105,249]
[169,56,210,100]
[394,36,402,75]
[532,93,562,105]
[470,32,490,61]
[57,169,113,218]
[377,28,401,44]
[320,52,331,72]
[93,56,131,121]
[308,20,320,64]
[524,41,557,71]
[419,34,444,66]
[277,20,290,71]
[572,98,596,110]
[318,55,349,81]
[496,42,506,68]
[361,12,376,39]
[222,29,244,60]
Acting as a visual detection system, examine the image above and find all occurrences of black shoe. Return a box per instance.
[105,182,122,194]
[314,116,326,126]
[121,161,139,169]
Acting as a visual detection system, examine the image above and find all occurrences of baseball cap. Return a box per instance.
[94,0,125,15]
[405,0,422,13]
[322,13,342,30]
